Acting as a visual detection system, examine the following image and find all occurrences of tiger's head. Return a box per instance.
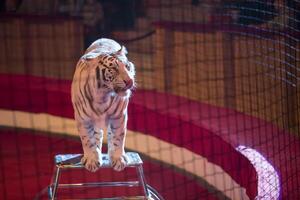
[95,47,136,96]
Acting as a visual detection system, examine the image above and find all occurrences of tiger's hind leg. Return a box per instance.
[77,121,103,172]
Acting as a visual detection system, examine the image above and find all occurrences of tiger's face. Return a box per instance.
[97,54,135,95]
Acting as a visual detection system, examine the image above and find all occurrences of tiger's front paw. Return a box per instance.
[81,148,102,172]
[110,154,128,171]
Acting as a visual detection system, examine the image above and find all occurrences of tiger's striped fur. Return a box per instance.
[71,38,135,172]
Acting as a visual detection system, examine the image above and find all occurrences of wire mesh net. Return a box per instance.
[0,0,299,199]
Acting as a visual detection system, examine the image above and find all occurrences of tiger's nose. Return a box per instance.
[124,79,133,89]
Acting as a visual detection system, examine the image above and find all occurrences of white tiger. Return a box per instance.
[71,38,135,172]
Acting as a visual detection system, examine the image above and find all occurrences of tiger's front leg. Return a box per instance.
[108,114,128,171]
[77,121,103,172]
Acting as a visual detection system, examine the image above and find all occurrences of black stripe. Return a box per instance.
[115,61,119,68]
[111,100,128,120]
[110,109,124,120]
[110,99,122,117]
[103,96,114,113]
[102,68,108,81]
[77,60,86,69]
[74,102,84,120]
[77,96,89,117]
[78,67,88,108]
[83,74,99,116]
[104,64,109,68]
[78,99,91,118]
[83,72,93,100]
[96,67,101,88]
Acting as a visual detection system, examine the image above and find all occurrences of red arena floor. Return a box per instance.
[0,74,300,199]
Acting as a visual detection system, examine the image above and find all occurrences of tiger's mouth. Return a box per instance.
[114,80,135,93]
[114,88,124,93]
[114,86,131,93]
[113,87,132,97]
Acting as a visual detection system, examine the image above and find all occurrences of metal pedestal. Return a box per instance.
[48,152,163,200]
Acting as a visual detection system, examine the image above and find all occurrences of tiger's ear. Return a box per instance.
[114,46,128,56]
